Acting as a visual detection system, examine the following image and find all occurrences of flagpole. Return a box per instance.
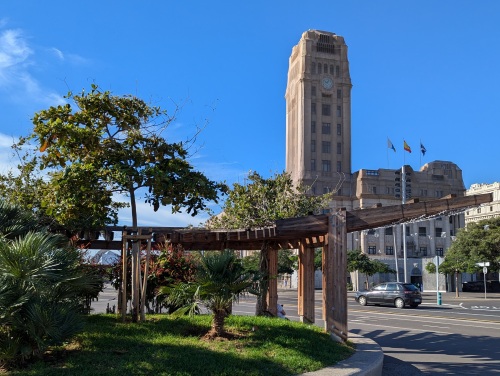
[419,139,422,167]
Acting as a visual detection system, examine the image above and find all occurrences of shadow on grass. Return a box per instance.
[9,314,353,376]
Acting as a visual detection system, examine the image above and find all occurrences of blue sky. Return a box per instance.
[1,1,499,227]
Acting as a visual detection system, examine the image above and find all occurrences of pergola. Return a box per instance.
[88,193,492,341]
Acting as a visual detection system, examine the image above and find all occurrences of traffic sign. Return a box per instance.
[477,262,490,267]
[483,266,488,274]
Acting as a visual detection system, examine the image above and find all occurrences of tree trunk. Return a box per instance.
[256,242,269,316]
[455,271,460,298]
[210,309,227,337]
[129,181,139,323]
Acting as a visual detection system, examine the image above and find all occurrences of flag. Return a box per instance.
[387,138,396,152]
[403,140,411,153]
[420,142,426,156]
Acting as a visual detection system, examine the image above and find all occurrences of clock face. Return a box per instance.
[322,77,333,90]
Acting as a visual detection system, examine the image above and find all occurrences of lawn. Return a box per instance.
[8,314,355,376]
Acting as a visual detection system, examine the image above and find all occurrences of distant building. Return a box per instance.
[285,30,467,291]
[465,182,500,224]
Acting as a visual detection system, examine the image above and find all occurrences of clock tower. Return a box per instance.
[285,30,353,208]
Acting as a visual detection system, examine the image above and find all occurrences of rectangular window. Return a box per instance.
[337,142,342,154]
[405,226,410,236]
[335,65,340,77]
[311,140,316,152]
[372,186,377,194]
[385,246,394,255]
[323,187,330,194]
[337,161,342,172]
[336,105,341,117]
[436,248,444,257]
[419,247,427,256]
[435,227,443,238]
[322,104,331,116]
[436,190,443,198]
[311,159,316,171]
[337,89,342,99]
[368,246,377,255]
[311,86,316,97]
[322,160,331,172]
[322,141,331,153]
[311,103,316,114]
[418,227,426,237]
[329,64,334,75]
[322,122,331,134]
[311,121,316,133]
[385,227,393,236]
[337,124,342,135]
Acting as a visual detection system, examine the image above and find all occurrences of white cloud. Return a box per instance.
[0,26,66,108]
[0,132,20,174]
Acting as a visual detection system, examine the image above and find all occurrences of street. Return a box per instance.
[233,290,500,375]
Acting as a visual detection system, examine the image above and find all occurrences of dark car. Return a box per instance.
[354,282,422,308]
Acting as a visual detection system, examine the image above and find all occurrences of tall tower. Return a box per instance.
[285,30,352,206]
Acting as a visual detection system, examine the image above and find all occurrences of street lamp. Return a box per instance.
[435,255,442,305]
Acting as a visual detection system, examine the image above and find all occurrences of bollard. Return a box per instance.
[437,292,442,305]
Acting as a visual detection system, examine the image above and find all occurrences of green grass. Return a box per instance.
[7,314,354,376]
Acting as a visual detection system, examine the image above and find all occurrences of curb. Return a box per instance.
[299,333,383,376]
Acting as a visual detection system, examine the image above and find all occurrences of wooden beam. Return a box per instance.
[346,193,493,232]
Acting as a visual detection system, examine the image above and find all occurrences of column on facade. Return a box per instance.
[378,228,384,256]
[444,215,451,251]
[429,218,436,256]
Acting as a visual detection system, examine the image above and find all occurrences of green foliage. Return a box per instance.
[9,84,226,233]
[206,171,331,315]
[109,244,197,313]
[207,171,332,229]
[159,250,259,337]
[347,249,395,289]
[425,261,437,274]
[445,217,500,274]
[0,232,103,365]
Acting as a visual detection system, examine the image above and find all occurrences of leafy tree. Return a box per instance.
[14,84,227,321]
[347,249,395,290]
[207,171,332,315]
[159,250,258,338]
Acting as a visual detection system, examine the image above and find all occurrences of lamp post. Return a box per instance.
[435,255,442,305]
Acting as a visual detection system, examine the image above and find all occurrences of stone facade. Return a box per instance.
[465,182,500,224]
[285,30,467,292]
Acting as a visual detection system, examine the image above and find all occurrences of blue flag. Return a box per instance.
[387,138,396,152]
[420,142,426,156]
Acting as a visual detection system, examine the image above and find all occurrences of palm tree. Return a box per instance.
[160,250,258,338]
[0,201,102,365]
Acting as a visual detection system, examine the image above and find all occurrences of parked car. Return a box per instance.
[354,282,422,308]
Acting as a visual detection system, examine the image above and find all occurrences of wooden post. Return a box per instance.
[140,228,152,321]
[298,240,315,323]
[326,209,348,341]
[322,233,334,332]
[121,231,128,322]
[131,229,141,322]
[267,248,278,316]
